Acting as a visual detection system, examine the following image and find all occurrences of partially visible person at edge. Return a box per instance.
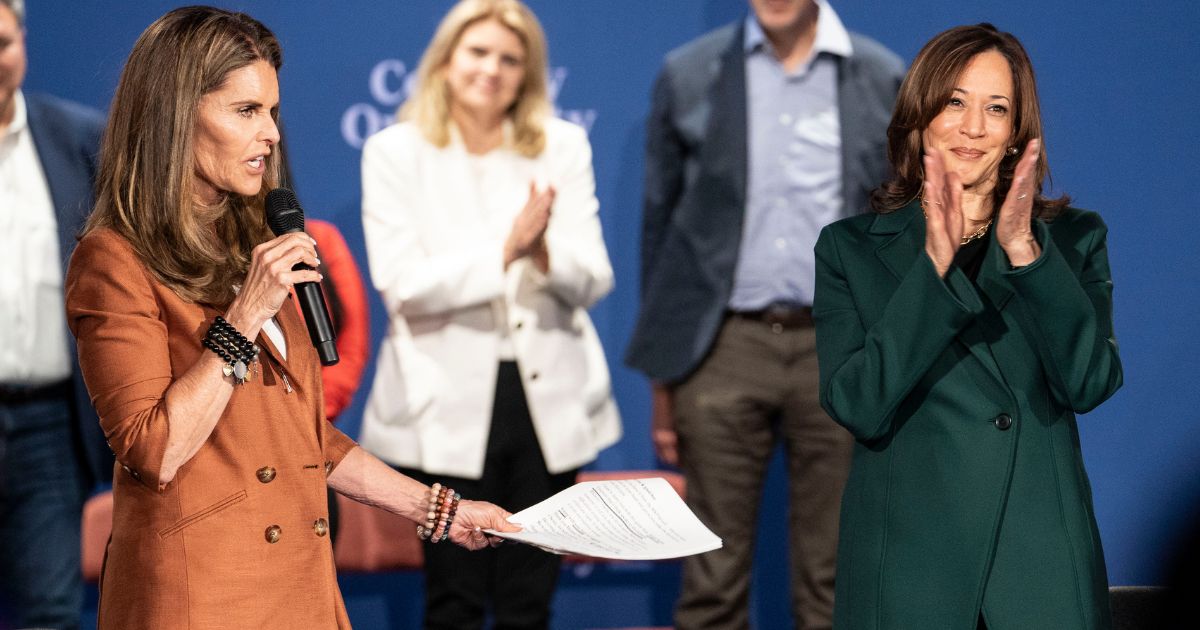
[813,23,1122,630]
[359,0,621,628]
[0,0,109,627]
[64,7,517,628]
[625,1,903,628]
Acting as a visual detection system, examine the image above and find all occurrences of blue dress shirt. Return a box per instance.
[729,2,853,310]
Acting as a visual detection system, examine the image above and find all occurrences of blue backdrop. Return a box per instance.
[23,1,1200,628]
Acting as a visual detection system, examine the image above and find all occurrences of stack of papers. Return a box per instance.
[485,477,722,560]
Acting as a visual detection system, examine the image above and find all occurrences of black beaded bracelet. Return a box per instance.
[202,316,259,384]
[217,317,257,357]
[216,318,255,356]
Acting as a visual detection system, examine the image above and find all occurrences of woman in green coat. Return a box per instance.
[814,24,1121,629]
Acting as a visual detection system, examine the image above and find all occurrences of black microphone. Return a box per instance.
[265,188,339,366]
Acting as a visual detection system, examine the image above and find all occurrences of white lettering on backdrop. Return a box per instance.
[341,59,598,149]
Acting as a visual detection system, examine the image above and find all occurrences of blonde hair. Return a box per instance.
[84,6,283,306]
[400,0,550,157]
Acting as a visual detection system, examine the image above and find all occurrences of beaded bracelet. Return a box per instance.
[416,483,461,543]
[202,316,259,384]
[417,483,444,541]
[432,490,461,544]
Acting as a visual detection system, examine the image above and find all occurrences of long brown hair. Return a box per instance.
[84,6,283,305]
[400,0,551,157]
[871,23,1068,218]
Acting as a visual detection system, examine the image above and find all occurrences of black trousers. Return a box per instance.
[401,362,576,630]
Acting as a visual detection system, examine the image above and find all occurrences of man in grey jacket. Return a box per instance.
[626,1,902,627]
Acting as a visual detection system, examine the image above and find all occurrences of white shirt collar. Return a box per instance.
[2,89,28,140]
[744,0,853,59]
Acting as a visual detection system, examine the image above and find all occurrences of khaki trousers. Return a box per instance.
[673,316,852,630]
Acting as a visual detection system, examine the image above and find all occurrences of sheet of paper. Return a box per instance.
[485,477,722,560]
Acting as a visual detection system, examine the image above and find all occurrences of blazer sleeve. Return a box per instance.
[525,124,614,309]
[320,423,360,474]
[360,129,506,318]
[1001,213,1123,412]
[65,231,173,489]
[814,226,985,443]
[639,67,687,294]
[308,220,370,421]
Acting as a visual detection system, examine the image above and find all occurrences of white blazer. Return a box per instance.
[359,118,621,479]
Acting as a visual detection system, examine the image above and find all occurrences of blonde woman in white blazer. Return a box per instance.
[359,1,620,627]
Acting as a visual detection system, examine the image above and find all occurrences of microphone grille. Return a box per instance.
[265,188,305,235]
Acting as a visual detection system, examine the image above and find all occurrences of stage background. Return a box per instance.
[23,1,1200,627]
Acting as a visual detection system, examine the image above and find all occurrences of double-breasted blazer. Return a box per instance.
[624,21,904,383]
[66,228,359,629]
[813,202,1122,629]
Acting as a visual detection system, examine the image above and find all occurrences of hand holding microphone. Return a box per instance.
[265,188,340,366]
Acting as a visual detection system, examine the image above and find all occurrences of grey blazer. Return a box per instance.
[26,91,109,485]
[625,22,904,383]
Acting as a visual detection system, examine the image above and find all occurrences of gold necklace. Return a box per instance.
[960,218,993,245]
[920,200,994,245]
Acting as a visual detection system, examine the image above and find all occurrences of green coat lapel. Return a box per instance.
[869,203,922,281]
[870,201,1013,393]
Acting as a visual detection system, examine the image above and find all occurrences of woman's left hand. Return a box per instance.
[504,183,556,270]
[450,500,521,550]
[995,138,1043,267]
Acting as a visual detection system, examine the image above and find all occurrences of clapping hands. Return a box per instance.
[993,138,1042,267]
[922,138,1043,277]
[504,182,555,272]
[921,149,965,278]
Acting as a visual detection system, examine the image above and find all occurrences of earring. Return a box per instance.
[1007,146,1019,156]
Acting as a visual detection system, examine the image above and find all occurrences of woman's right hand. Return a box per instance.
[503,182,555,269]
[450,500,522,550]
[225,232,322,336]
[922,150,965,278]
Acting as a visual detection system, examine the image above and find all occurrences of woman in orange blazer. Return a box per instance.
[65,8,516,629]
